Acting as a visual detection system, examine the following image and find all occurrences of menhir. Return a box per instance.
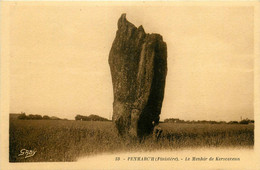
[109,14,167,139]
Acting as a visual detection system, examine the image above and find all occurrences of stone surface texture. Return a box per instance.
[109,14,167,138]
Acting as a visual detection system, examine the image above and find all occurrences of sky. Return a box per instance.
[9,4,254,121]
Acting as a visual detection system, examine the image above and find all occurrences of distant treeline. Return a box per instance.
[17,113,66,120]
[14,113,109,121]
[164,118,254,124]
[75,114,109,121]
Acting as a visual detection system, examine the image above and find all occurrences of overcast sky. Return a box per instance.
[9,4,254,121]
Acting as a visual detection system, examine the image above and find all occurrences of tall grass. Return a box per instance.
[9,120,254,162]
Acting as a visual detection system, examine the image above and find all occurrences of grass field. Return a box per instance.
[9,119,254,162]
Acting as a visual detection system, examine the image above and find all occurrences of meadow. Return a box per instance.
[9,119,254,162]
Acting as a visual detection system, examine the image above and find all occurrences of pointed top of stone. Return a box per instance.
[117,13,136,30]
[137,25,145,33]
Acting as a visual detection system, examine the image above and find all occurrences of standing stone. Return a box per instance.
[109,14,167,138]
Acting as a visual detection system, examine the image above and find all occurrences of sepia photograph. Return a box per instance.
[1,1,260,170]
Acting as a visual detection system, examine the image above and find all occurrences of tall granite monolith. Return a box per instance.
[109,14,167,138]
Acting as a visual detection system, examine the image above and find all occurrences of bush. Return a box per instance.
[17,113,55,120]
[239,119,250,124]
[43,115,50,120]
[75,114,108,121]
[18,113,27,120]
[228,121,238,124]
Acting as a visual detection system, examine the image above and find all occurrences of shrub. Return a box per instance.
[43,115,50,120]
[18,113,27,120]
